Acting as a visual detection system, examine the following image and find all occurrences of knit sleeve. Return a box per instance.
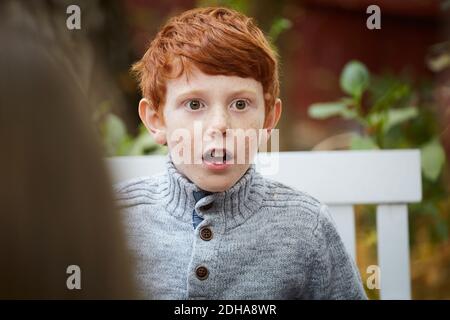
[307,204,368,300]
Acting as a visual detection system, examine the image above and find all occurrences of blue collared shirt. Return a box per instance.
[192,190,212,229]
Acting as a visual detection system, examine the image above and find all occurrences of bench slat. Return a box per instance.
[377,204,411,299]
[256,150,422,204]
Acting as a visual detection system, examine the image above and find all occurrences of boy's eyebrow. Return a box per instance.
[174,89,258,104]
[227,89,258,98]
[174,90,207,103]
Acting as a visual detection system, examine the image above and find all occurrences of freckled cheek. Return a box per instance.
[226,119,264,163]
[231,109,264,129]
[229,108,261,127]
[166,123,201,158]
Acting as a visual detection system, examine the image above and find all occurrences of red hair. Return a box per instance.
[132,7,279,119]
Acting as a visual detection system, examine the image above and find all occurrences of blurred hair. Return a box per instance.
[132,6,279,121]
[0,26,137,299]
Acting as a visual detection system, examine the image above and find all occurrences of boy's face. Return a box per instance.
[139,66,281,192]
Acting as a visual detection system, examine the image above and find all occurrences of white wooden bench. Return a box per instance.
[108,149,422,300]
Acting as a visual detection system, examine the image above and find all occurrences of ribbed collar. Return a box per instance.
[163,154,267,233]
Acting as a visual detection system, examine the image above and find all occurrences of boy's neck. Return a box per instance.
[163,154,267,232]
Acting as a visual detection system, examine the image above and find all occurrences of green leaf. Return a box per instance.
[384,107,419,133]
[350,134,379,150]
[308,102,357,120]
[371,82,410,112]
[308,102,346,119]
[269,17,292,43]
[367,112,387,127]
[128,132,159,156]
[421,138,446,181]
[340,60,370,97]
[116,136,134,156]
[102,113,128,156]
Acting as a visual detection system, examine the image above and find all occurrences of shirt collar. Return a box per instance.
[163,153,267,232]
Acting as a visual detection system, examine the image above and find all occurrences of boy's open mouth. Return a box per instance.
[202,148,233,164]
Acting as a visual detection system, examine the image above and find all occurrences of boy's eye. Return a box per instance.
[186,99,203,111]
[232,99,248,111]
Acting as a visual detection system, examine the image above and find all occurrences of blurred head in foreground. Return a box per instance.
[0,26,137,299]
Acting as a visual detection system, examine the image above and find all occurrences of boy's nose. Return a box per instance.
[206,109,230,137]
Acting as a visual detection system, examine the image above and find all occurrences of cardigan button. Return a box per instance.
[195,266,209,280]
[200,227,213,241]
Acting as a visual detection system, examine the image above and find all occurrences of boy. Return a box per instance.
[115,7,367,299]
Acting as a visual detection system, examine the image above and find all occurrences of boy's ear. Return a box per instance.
[138,98,167,145]
[264,98,282,137]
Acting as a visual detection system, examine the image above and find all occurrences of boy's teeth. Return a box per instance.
[213,149,224,157]
[204,148,227,163]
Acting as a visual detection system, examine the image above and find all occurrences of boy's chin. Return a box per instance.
[191,164,249,193]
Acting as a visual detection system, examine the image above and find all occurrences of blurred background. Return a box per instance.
[1,0,449,299]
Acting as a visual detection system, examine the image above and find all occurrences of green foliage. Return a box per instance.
[308,100,357,120]
[196,0,292,46]
[197,0,251,14]
[350,134,379,150]
[95,101,167,157]
[268,17,292,43]
[127,124,168,156]
[101,114,167,157]
[308,60,449,241]
[101,113,129,156]
[421,138,446,182]
[340,60,370,99]
[308,60,446,181]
